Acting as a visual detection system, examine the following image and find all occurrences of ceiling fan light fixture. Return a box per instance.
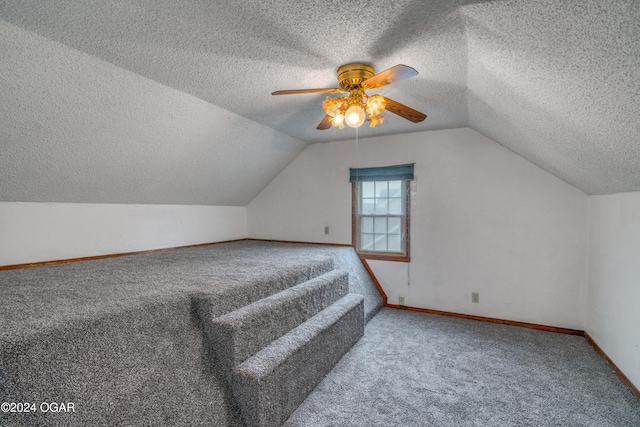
[345,105,366,128]
[322,96,343,117]
[330,113,345,128]
[366,94,386,117]
[369,114,385,128]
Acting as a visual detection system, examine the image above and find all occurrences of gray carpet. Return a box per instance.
[0,241,381,427]
[4,241,637,426]
[232,293,364,427]
[207,270,351,381]
[0,241,380,340]
[285,308,640,427]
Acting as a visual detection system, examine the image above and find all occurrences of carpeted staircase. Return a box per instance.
[0,241,379,427]
[201,269,364,426]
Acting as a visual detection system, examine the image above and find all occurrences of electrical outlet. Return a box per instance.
[324,226,329,235]
[399,296,405,305]
[472,292,479,303]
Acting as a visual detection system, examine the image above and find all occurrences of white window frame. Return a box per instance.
[352,180,410,262]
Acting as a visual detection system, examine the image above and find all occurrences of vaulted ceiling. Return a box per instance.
[1,0,638,203]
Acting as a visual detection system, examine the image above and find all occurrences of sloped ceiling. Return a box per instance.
[0,0,638,200]
[0,20,306,205]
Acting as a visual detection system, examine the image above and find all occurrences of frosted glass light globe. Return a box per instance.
[330,113,345,128]
[366,94,386,117]
[322,96,343,117]
[345,105,366,128]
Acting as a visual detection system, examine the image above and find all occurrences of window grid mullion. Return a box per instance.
[355,180,407,256]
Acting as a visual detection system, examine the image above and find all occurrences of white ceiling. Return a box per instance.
[1,0,639,198]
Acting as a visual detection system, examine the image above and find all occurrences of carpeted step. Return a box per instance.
[207,270,350,380]
[231,293,364,427]
[193,257,335,321]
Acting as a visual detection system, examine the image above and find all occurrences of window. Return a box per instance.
[350,164,413,261]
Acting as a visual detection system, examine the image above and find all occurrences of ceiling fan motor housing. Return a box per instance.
[337,63,375,91]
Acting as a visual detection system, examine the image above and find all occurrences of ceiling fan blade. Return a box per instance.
[363,64,418,89]
[383,97,427,123]
[317,115,332,130]
[272,88,343,95]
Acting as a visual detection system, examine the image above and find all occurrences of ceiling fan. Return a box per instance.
[272,63,427,130]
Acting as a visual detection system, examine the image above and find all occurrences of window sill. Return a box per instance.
[357,252,410,262]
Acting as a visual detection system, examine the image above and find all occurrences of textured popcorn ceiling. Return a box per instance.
[0,0,639,200]
[0,21,305,205]
[464,0,640,194]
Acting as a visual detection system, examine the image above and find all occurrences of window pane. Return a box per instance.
[374,234,387,251]
[388,234,402,252]
[389,198,402,215]
[375,181,388,198]
[388,180,402,197]
[362,182,375,198]
[374,217,387,233]
[362,198,374,214]
[355,179,409,257]
[374,198,388,214]
[361,233,374,251]
[388,217,401,234]
[361,217,374,233]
